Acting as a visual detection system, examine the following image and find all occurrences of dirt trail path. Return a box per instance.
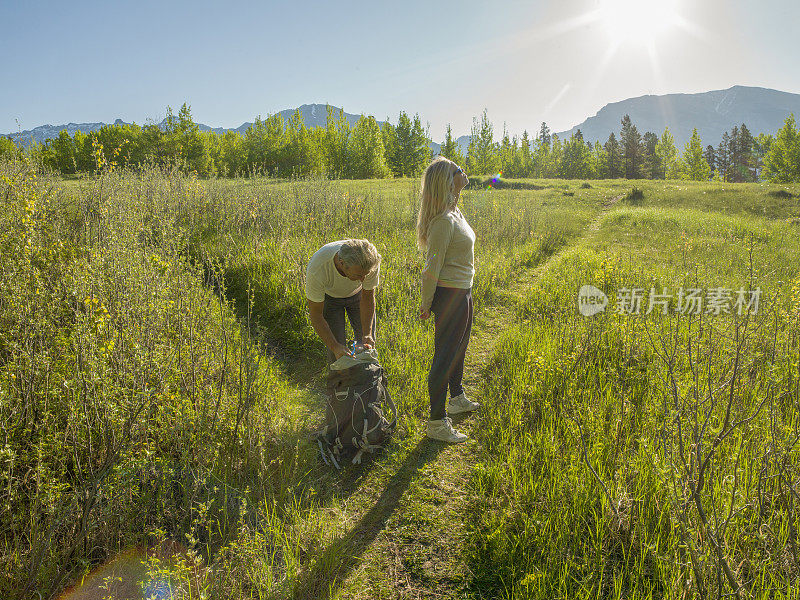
[292,194,624,599]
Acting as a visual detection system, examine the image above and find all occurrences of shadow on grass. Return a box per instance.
[192,251,327,387]
[290,436,447,599]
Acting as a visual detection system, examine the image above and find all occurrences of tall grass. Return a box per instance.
[0,162,313,597]
[4,161,798,598]
[468,203,800,598]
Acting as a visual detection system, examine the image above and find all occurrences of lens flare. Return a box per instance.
[598,0,679,45]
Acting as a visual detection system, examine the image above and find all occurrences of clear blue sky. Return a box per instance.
[2,0,799,140]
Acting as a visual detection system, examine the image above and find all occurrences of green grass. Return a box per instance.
[4,164,800,599]
[470,197,800,599]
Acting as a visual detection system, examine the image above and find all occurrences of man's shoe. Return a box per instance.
[447,392,480,415]
[427,417,468,443]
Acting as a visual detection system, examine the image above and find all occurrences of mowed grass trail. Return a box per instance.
[314,186,627,600]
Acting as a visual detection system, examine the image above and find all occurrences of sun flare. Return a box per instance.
[598,0,679,45]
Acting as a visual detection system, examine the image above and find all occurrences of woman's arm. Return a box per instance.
[420,216,453,313]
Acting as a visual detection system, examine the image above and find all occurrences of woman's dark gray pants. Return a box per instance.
[428,286,473,420]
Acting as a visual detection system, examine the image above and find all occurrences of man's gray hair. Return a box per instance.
[339,239,381,274]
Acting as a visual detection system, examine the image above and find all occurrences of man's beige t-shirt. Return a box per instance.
[305,241,380,303]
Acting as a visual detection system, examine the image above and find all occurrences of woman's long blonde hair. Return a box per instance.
[416,157,458,251]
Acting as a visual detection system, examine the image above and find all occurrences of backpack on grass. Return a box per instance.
[316,348,397,469]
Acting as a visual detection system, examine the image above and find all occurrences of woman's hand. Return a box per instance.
[419,306,431,320]
[362,334,375,349]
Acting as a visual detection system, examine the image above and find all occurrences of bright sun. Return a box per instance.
[598,0,679,45]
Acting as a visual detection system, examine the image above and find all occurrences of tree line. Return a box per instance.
[0,104,431,180]
[448,109,799,183]
[1,103,799,182]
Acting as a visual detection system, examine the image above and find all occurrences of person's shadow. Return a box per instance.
[290,435,449,599]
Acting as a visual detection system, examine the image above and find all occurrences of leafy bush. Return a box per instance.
[0,162,300,598]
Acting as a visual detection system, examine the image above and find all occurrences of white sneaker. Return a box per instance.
[427,417,468,443]
[447,392,480,415]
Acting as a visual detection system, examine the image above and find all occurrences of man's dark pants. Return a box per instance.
[323,291,376,365]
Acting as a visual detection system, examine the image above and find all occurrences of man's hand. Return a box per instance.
[333,343,350,360]
[361,334,375,349]
[419,306,431,320]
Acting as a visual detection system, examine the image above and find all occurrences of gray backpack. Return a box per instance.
[316,349,397,469]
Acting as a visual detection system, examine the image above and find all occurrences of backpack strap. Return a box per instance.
[317,437,341,470]
[350,380,397,465]
[382,375,398,431]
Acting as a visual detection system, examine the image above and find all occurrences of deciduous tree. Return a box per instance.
[680,128,712,181]
[466,109,498,176]
[762,114,800,183]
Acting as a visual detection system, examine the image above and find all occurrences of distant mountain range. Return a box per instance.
[3,104,379,148]
[557,85,800,148]
[5,86,800,152]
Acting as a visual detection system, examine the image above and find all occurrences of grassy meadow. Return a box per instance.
[1,159,798,599]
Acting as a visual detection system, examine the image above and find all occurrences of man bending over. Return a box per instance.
[305,239,381,364]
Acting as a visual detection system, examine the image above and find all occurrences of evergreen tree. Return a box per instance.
[604,133,623,178]
[538,122,551,147]
[704,144,716,176]
[498,124,513,174]
[642,131,659,179]
[520,130,533,178]
[735,123,755,182]
[620,115,642,178]
[717,131,731,182]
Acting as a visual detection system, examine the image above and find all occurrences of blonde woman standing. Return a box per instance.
[417,157,480,443]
